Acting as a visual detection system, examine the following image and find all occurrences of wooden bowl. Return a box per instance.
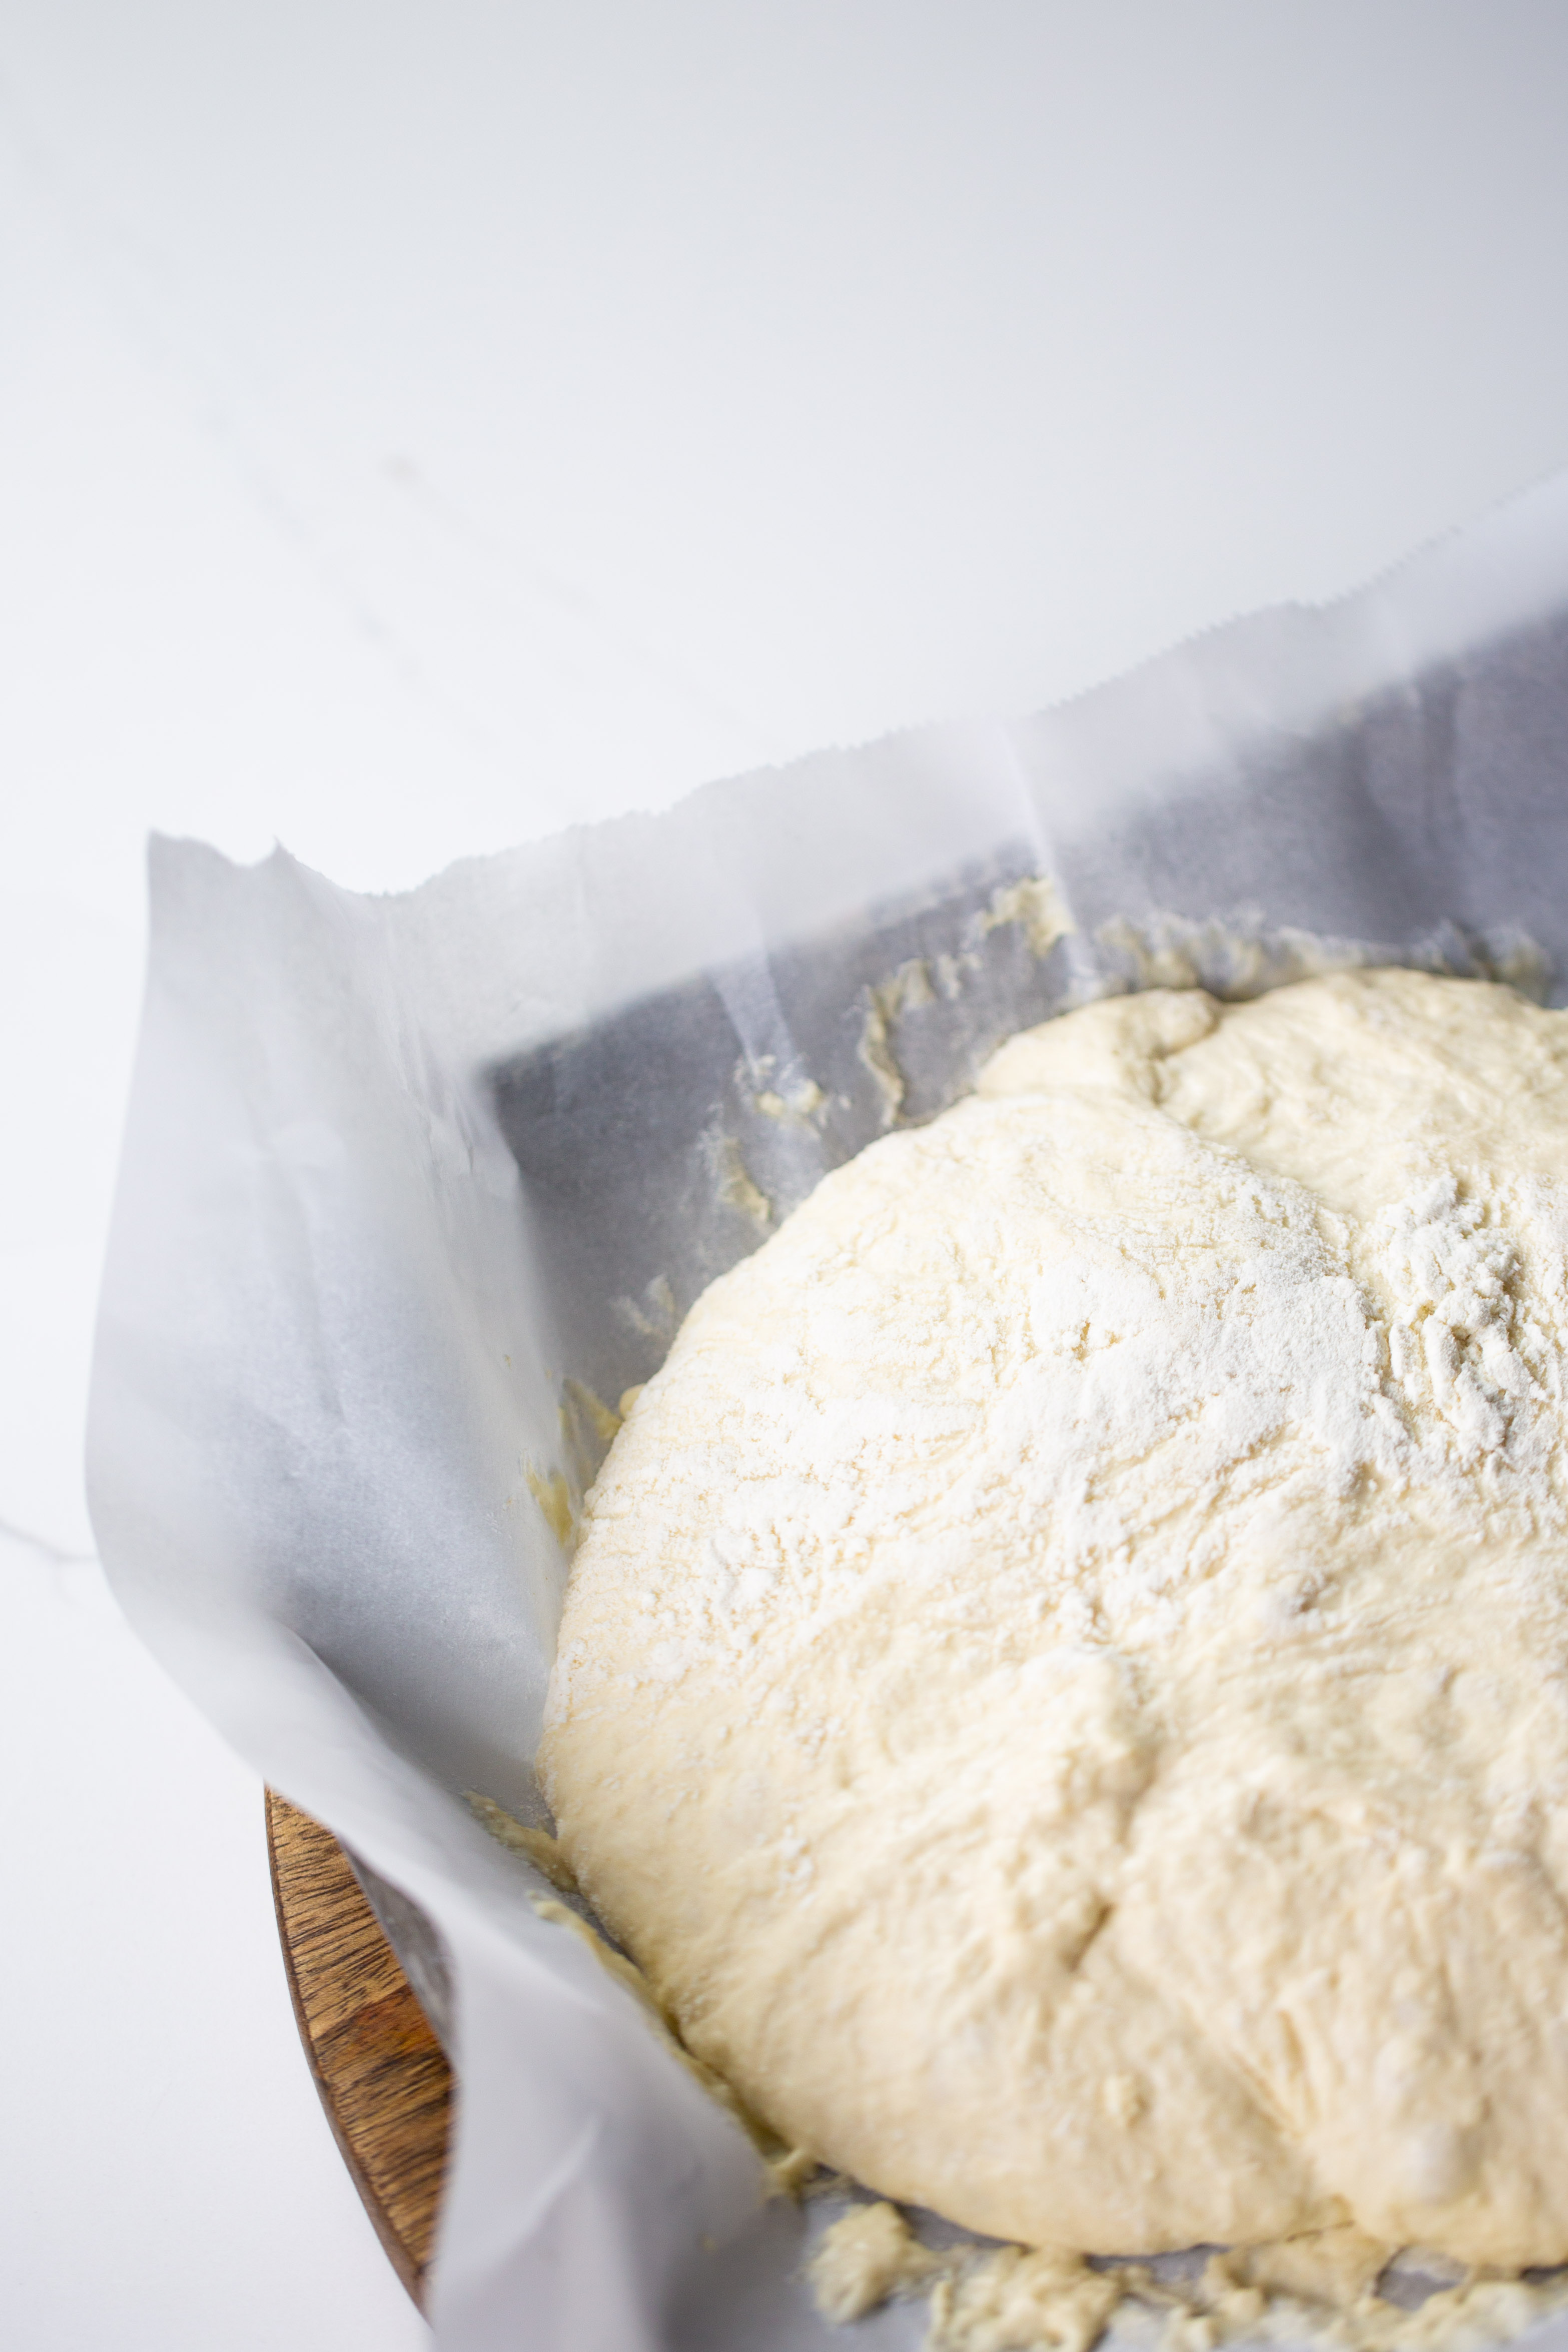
[265,1791,452,2306]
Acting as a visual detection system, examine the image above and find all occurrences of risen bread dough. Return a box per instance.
[539,970,1568,2267]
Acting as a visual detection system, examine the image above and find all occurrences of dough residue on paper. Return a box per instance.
[465,1791,580,1892]
[809,2201,940,2322]
[701,1122,774,1229]
[982,872,1077,959]
[805,2204,1568,2352]
[858,957,937,1124]
[539,970,1568,2301]
[524,1463,574,1549]
[524,1890,816,2196]
[755,1077,825,1124]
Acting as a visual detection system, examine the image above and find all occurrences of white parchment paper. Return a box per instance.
[88,472,1568,2352]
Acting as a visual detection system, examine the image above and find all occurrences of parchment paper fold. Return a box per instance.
[89,473,1568,2350]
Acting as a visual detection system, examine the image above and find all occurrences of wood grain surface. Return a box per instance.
[265,1790,453,2306]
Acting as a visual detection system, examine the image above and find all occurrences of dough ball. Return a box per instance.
[539,970,1568,2266]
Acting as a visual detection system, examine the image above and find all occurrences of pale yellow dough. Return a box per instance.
[539,971,1568,2267]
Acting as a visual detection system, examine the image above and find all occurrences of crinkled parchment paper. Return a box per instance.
[88,475,1568,2352]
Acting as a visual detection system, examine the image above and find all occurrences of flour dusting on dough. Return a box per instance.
[542,969,1568,2325]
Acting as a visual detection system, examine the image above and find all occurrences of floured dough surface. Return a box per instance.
[539,971,1568,2266]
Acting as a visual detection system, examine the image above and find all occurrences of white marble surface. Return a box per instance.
[5,6,1568,2344]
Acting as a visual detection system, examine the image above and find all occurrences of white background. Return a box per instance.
[6,5,1568,2344]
